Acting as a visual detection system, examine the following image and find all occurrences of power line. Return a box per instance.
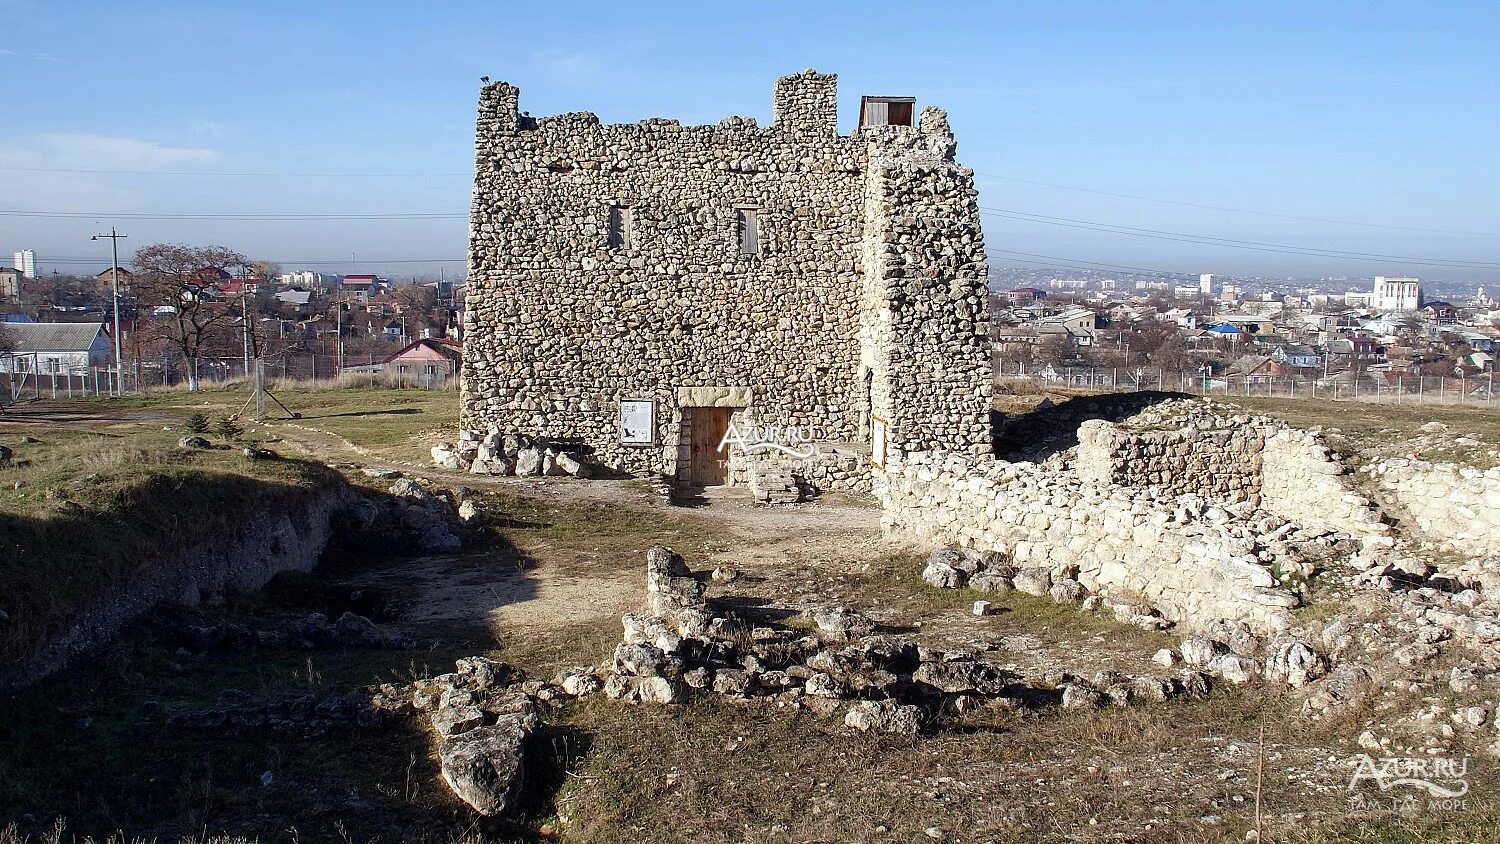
[0,209,467,221]
[986,249,1195,279]
[0,165,472,178]
[5,157,1491,238]
[972,171,1500,238]
[979,207,1500,270]
[36,256,467,266]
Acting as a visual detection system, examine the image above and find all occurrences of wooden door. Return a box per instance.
[688,407,730,485]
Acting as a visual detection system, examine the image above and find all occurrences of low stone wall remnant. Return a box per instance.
[1366,459,1500,566]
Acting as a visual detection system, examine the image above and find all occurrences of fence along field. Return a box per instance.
[0,351,454,403]
[997,360,1499,408]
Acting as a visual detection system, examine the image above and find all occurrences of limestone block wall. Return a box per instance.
[1260,429,1389,540]
[879,452,1301,636]
[1075,419,1264,501]
[1366,459,1500,557]
[1073,410,1386,542]
[462,70,991,477]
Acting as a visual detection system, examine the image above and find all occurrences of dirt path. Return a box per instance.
[257,414,1179,683]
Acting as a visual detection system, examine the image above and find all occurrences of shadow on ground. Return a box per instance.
[992,390,1190,462]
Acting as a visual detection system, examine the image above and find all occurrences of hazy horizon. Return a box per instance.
[3,1,1497,282]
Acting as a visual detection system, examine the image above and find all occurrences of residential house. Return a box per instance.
[274,289,315,315]
[1005,287,1047,304]
[1422,302,1459,325]
[92,266,134,296]
[0,267,21,299]
[1272,344,1322,369]
[341,274,378,304]
[0,322,113,373]
[1226,354,1291,383]
[383,337,462,388]
[1163,307,1198,329]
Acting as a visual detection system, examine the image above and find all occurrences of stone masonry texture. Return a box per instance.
[461,70,991,477]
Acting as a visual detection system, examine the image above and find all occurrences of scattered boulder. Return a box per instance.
[431,704,486,738]
[1207,653,1259,685]
[1060,683,1104,710]
[811,607,875,640]
[177,436,209,450]
[1049,579,1087,604]
[967,573,1012,593]
[514,448,544,477]
[1178,636,1227,667]
[457,499,487,525]
[431,442,465,470]
[1264,640,1328,688]
[844,700,921,735]
[558,668,603,697]
[1012,568,1052,596]
[913,660,1010,696]
[331,612,411,649]
[613,642,669,678]
[417,523,463,553]
[438,721,529,817]
[922,550,966,589]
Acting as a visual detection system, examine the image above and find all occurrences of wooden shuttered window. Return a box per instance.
[736,207,760,256]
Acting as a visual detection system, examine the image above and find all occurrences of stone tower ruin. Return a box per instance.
[462,70,991,485]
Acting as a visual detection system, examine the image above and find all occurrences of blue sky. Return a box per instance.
[2,0,1497,281]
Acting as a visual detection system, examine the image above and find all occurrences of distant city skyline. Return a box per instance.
[1,1,1496,279]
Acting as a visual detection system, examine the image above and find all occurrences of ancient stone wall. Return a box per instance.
[462,70,991,478]
[879,451,1303,636]
[879,400,1401,638]
[1075,419,1264,501]
[1072,405,1387,543]
[1260,428,1389,541]
[1365,459,1500,560]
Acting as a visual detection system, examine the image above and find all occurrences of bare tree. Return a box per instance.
[133,243,252,391]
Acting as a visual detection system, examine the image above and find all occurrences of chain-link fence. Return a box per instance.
[995,361,1498,407]
[2,353,456,404]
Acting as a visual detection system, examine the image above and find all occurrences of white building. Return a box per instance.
[1373,276,1421,312]
[279,270,324,288]
[1199,273,1217,295]
[0,322,113,373]
[12,250,36,278]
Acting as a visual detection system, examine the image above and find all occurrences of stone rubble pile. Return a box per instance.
[554,546,1215,733]
[160,687,385,732]
[331,477,470,554]
[367,657,543,816]
[163,610,411,654]
[1278,565,1500,758]
[431,429,606,479]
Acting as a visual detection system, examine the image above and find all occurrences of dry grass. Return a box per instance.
[0,423,340,670]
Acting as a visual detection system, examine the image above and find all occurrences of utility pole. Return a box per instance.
[240,265,252,378]
[91,228,127,395]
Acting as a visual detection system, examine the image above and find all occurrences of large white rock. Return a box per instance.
[438,719,528,816]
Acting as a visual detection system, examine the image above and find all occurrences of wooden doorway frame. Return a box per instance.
[684,406,731,486]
